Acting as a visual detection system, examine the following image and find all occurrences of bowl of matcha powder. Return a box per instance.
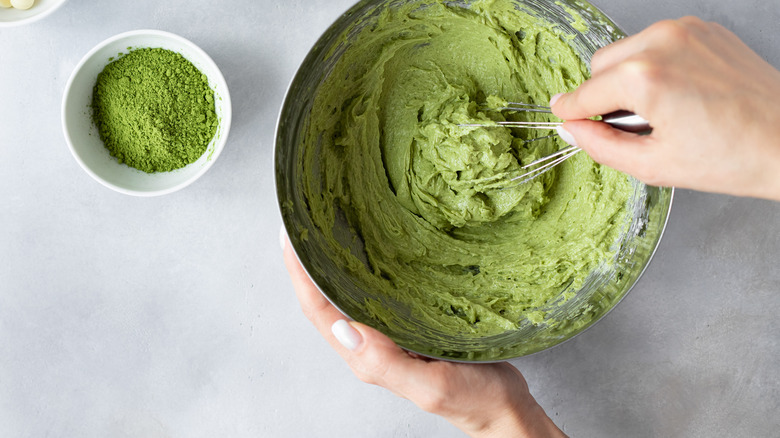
[62,29,231,196]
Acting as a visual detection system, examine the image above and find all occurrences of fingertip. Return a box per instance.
[549,92,570,118]
[550,90,593,121]
[332,319,364,351]
[343,321,430,393]
[555,125,578,147]
[347,322,421,368]
[549,92,565,108]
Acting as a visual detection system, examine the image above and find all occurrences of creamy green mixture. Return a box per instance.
[300,0,631,337]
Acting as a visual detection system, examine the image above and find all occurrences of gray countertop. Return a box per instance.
[1,0,778,437]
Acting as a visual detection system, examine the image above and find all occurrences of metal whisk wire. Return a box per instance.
[459,102,651,188]
[512,145,581,186]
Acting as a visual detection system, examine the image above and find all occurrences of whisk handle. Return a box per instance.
[602,110,652,134]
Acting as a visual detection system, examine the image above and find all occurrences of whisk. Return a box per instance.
[460,102,651,187]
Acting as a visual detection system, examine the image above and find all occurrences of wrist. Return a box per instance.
[460,395,566,438]
[758,147,780,201]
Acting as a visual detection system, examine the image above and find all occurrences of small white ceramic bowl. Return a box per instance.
[62,29,232,196]
[0,0,67,27]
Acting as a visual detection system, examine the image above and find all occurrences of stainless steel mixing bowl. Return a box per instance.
[276,0,673,362]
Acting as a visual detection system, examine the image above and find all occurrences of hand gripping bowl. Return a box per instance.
[276,0,673,362]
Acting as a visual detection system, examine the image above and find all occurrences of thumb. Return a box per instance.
[331,320,430,396]
[560,119,657,179]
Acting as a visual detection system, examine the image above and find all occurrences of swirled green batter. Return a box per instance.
[301,0,631,337]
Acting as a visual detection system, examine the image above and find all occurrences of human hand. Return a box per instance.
[281,229,566,438]
[551,17,780,201]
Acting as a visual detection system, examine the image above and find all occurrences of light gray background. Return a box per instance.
[1,0,778,437]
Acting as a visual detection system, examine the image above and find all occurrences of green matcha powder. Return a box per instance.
[91,48,218,173]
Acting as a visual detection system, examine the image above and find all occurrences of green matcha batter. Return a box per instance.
[300,0,631,338]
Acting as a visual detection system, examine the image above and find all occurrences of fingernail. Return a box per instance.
[556,125,578,147]
[549,92,565,107]
[279,225,287,251]
[332,319,363,351]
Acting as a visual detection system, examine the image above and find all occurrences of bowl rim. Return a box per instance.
[0,0,68,28]
[274,0,675,362]
[61,29,232,197]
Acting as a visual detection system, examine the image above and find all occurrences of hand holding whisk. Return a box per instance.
[460,102,651,187]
